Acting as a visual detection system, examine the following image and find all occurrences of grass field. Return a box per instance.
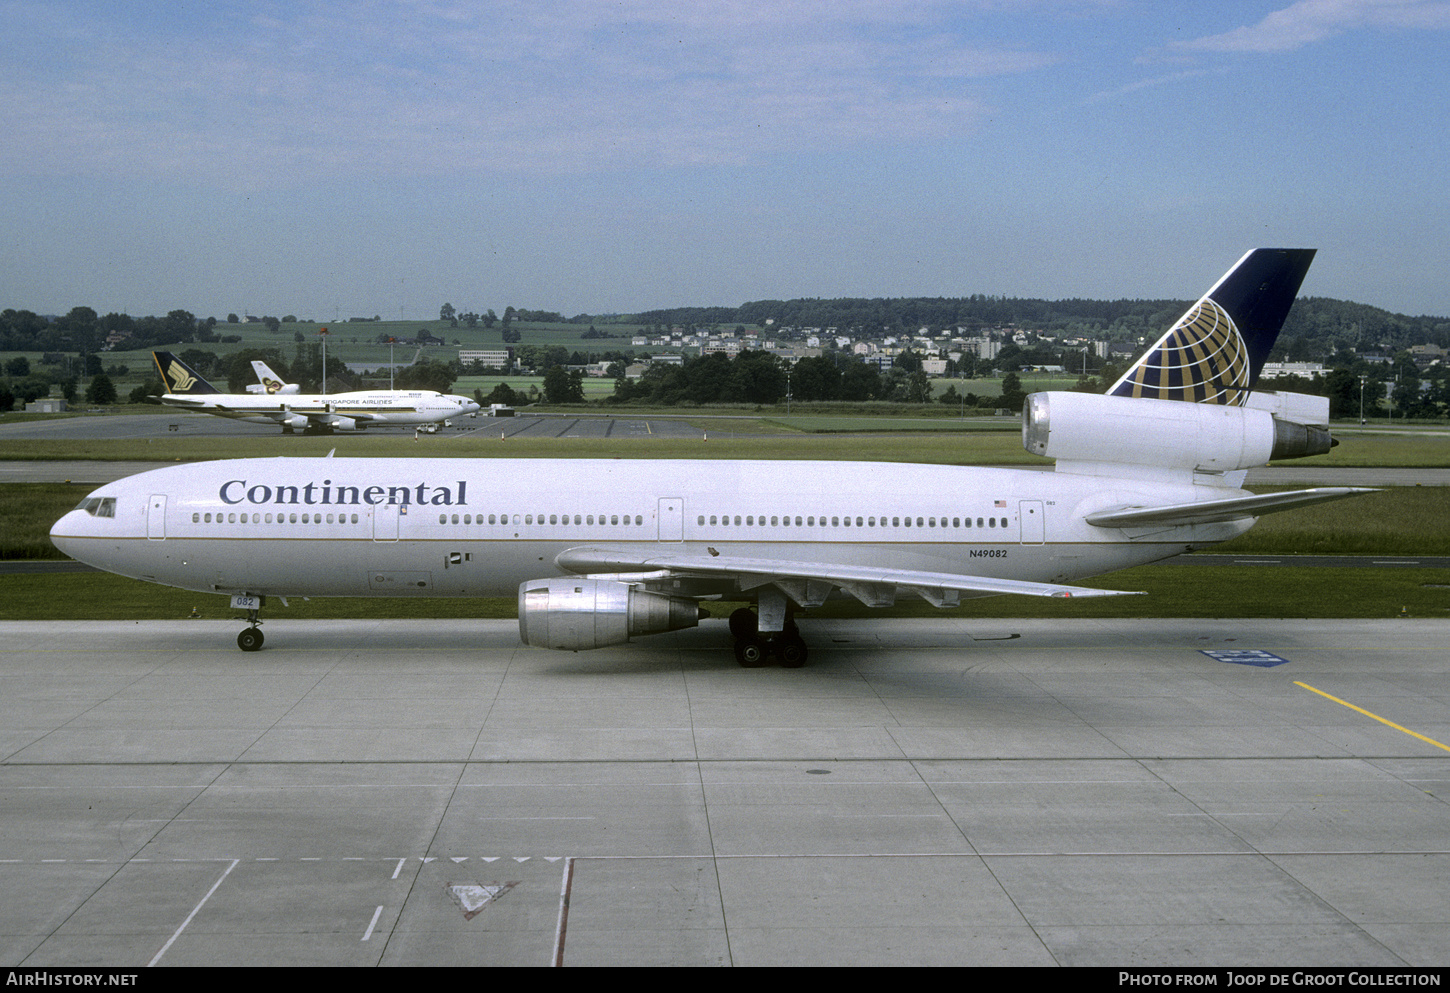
[1,565,1445,622]
[2,407,1445,620]
[5,477,1448,621]
[0,415,1447,467]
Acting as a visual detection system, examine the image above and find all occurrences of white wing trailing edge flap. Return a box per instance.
[554,546,1143,608]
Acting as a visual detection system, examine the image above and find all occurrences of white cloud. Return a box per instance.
[0,1,1062,190]
[1179,0,1450,54]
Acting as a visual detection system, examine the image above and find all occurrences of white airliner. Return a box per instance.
[244,357,478,418]
[245,360,299,395]
[57,250,1368,664]
[151,352,480,434]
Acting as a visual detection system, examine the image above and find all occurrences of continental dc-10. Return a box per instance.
[52,249,1369,665]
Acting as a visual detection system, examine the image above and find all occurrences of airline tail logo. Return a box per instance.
[1111,297,1251,406]
[1107,248,1315,407]
[163,361,198,393]
[153,352,220,394]
[262,378,284,394]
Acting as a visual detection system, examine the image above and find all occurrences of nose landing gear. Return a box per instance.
[237,625,264,652]
[231,594,266,651]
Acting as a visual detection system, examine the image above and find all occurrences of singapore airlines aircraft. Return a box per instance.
[56,250,1368,665]
[151,352,480,434]
[246,360,299,394]
[247,359,478,419]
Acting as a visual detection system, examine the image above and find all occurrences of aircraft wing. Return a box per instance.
[1085,487,1374,528]
[554,546,1141,607]
[299,409,379,425]
[157,395,379,424]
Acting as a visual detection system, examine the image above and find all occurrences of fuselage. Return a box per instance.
[159,390,476,427]
[50,457,1252,600]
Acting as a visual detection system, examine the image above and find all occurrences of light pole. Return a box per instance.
[1359,374,1367,425]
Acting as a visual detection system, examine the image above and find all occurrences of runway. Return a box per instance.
[2,617,1447,967]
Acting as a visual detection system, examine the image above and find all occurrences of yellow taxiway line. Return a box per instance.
[1295,680,1450,754]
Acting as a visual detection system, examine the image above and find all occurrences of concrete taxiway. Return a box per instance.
[0,411,708,443]
[2,617,1448,967]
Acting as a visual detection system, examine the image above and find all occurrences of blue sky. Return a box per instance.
[3,0,1449,321]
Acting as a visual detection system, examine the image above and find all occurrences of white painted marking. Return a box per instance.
[552,857,576,968]
[391,858,406,879]
[149,859,239,967]
[362,905,383,941]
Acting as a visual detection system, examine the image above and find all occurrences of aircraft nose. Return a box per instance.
[49,511,83,560]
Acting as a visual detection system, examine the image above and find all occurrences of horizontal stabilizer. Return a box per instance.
[555,547,1141,600]
[1085,487,1374,528]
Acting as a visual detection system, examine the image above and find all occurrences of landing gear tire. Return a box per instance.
[734,637,767,668]
[237,627,264,652]
[728,608,757,640]
[777,635,808,668]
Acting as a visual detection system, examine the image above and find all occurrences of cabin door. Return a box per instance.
[1019,500,1044,544]
[147,494,167,539]
[657,498,684,542]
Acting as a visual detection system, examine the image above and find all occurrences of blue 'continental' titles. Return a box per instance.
[220,479,467,507]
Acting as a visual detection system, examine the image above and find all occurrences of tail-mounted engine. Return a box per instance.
[518,578,705,650]
[1023,391,1332,473]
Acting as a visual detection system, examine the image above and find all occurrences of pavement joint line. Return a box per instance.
[7,849,1450,864]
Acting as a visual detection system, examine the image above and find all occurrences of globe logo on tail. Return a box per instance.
[1113,298,1251,406]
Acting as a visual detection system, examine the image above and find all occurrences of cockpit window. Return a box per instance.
[74,497,116,518]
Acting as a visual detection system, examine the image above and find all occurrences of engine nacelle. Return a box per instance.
[518,578,705,650]
[328,416,358,431]
[1023,391,1332,472]
[280,413,308,431]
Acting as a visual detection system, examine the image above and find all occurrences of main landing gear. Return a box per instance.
[728,607,808,668]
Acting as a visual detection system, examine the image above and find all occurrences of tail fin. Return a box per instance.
[152,352,221,395]
[250,360,293,394]
[1108,248,1315,406]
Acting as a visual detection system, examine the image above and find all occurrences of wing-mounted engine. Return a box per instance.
[1023,391,1332,475]
[518,578,705,650]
